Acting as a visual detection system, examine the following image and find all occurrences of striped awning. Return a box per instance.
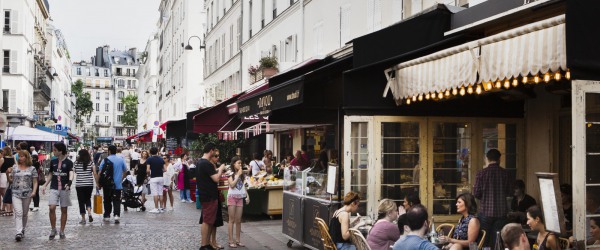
[384,14,567,104]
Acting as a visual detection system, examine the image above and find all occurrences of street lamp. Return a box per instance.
[182,36,205,50]
[48,67,59,77]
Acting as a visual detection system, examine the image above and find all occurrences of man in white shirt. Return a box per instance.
[130,149,141,171]
[249,153,265,176]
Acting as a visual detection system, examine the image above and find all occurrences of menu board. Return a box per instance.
[327,164,337,195]
[166,138,177,151]
[536,172,566,234]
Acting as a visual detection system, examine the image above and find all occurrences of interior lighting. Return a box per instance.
[459,87,466,96]
[503,80,510,89]
[418,95,423,101]
[467,85,474,94]
[406,99,411,105]
[475,85,482,95]
[485,82,493,91]
[522,76,528,84]
[452,88,458,96]
[444,90,450,97]
[425,93,431,100]
[565,69,571,80]
[495,81,502,89]
[554,72,562,81]
[438,92,444,99]
[512,79,519,87]
[534,75,540,84]
[544,72,551,83]
[412,96,417,102]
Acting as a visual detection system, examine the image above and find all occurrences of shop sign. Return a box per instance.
[227,103,238,114]
[282,192,303,242]
[241,115,268,122]
[96,137,113,141]
[237,80,304,117]
[166,137,177,151]
[34,110,49,115]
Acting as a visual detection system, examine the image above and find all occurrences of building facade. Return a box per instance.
[46,25,75,135]
[137,34,160,132]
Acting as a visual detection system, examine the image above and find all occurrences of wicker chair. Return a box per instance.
[315,217,337,250]
[558,237,570,249]
[478,229,487,250]
[436,223,455,238]
[349,228,372,250]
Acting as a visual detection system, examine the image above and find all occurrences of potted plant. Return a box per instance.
[259,56,278,77]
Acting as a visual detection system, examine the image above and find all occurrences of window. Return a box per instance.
[95,103,99,111]
[248,1,253,37]
[132,69,136,77]
[2,50,9,73]
[105,103,109,112]
[222,34,225,63]
[95,68,99,76]
[95,116,99,122]
[3,10,10,33]
[105,92,109,100]
[230,25,234,58]
[2,90,8,111]
[118,103,124,111]
[117,115,122,122]
[95,91,100,100]
[273,0,277,19]
[105,116,109,123]
[86,68,90,76]
[261,0,265,28]
[127,80,131,89]
[118,91,124,99]
[104,69,108,77]
[76,67,81,75]
[86,116,90,123]
[237,17,241,51]
[116,128,123,136]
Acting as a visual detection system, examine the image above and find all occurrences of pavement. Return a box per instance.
[0,189,306,249]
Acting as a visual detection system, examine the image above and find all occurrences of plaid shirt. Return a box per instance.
[473,163,511,217]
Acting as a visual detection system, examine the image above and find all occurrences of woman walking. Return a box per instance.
[227,156,249,248]
[136,150,149,204]
[0,146,15,216]
[7,150,38,241]
[162,155,175,211]
[74,149,96,224]
[177,153,192,203]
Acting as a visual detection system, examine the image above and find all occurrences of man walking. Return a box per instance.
[41,142,74,239]
[197,143,226,250]
[146,147,165,213]
[95,145,127,224]
[473,149,511,247]
[392,204,438,250]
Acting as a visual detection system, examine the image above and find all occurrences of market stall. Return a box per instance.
[243,173,283,218]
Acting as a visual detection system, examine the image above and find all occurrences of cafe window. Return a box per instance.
[349,122,370,215]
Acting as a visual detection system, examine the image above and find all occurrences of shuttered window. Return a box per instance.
[10,10,18,34]
[2,50,9,73]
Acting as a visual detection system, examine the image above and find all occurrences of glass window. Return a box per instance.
[381,122,420,205]
[3,50,9,73]
[118,103,123,111]
[105,103,109,112]
[3,10,10,33]
[95,103,99,111]
[117,115,122,122]
[105,116,108,122]
[432,122,472,215]
[350,122,369,215]
[482,123,518,180]
[76,67,81,75]
[105,92,109,100]
[95,91,100,100]
[586,93,600,247]
[95,116,99,122]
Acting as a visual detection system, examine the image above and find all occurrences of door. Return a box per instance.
[344,116,374,215]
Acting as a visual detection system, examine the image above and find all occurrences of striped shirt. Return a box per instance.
[74,161,95,187]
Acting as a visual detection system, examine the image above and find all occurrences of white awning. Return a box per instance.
[7,126,64,141]
[384,14,567,103]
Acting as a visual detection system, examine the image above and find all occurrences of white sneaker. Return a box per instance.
[181,199,186,203]
[186,199,194,203]
[149,208,160,214]
[159,208,165,213]
[103,217,110,222]
[168,207,174,211]
[114,215,120,224]
[31,207,39,212]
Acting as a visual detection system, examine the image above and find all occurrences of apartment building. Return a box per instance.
[137,34,160,132]
[46,25,75,134]
[109,48,140,145]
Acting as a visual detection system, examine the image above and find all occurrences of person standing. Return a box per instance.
[227,156,249,248]
[197,143,226,250]
[6,150,37,241]
[162,155,175,211]
[74,149,96,224]
[29,146,41,212]
[146,147,165,213]
[0,146,14,216]
[130,149,140,172]
[473,149,511,247]
[209,149,225,250]
[136,150,149,205]
[95,145,127,223]
[42,142,74,240]
[176,153,192,203]
[249,153,264,176]
[122,147,131,170]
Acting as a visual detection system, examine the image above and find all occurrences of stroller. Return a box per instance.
[122,178,146,211]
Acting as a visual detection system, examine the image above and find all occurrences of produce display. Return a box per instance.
[247,173,283,189]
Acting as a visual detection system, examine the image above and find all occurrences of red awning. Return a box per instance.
[193,94,241,134]
[159,121,168,131]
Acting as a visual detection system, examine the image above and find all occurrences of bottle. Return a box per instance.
[430,216,438,243]
[494,231,504,250]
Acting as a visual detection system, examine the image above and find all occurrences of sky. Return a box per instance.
[48,0,161,63]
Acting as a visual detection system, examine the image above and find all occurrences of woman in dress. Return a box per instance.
[367,199,400,250]
[440,193,480,250]
[161,155,175,211]
[1,146,15,216]
[527,205,560,250]
[6,150,37,241]
[227,156,249,248]
[136,150,149,204]
[74,149,96,224]
[329,191,363,250]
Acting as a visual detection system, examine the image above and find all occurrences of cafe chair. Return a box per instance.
[315,217,337,250]
[558,237,570,249]
[349,228,372,250]
[477,229,487,250]
[436,223,455,237]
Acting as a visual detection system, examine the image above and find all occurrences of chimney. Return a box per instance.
[129,48,138,63]
[95,47,103,67]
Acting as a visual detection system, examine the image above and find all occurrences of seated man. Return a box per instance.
[501,223,530,250]
[392,204,438,250]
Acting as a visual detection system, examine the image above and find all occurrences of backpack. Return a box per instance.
[99,158,115,189]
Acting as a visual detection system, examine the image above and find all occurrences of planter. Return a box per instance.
[262,67,278,78]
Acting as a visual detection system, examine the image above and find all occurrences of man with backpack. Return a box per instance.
[94,145,127,224]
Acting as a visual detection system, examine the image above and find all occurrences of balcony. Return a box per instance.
[34,79,51,101]
[93,121,111,127]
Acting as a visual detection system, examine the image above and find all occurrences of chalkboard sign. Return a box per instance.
[166,138,177,151]
[536,172,566,234]
[282,192,303,242]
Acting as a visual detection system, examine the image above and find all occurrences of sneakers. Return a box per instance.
[186,199,194,203]
[103,217,110,222]
[49,228,57,240]
[159,208,165,213]
[79,219,86,225]
[181,199,187,203]
[167,207,174,212]
[89,214,94,223]
[30,207,39,212]
[148,208,160,214]
[59,231,66,239]
[15,233,22,242]
[114,215,120,224]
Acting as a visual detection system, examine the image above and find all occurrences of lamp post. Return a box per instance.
[182,36,205,50]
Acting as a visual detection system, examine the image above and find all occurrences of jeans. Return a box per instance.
[12,196,31,234]
[180,189,190,200]
[102,187,122,218]
[478,214,507,247]
[76,186,93,215]
[335,242,356,250]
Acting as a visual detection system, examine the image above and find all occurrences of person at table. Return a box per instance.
[392,204,438,250]
[290,150,308,171]
[509,179,536,224]
[501,223,531,250]
[396,213,409,239]
[367,199,401,250]
[590,216,600,249]
[526,205,560,250]
[329,191,363,250]
[440,193,481,250]
[403,193,421,210]
[560,184,573,232]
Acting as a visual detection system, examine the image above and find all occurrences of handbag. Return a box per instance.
[93,190,103,214]
[37,167,46,186]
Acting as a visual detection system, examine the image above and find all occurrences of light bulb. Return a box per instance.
[534,75,540,84]
[467,85,474,94]
[475,85,482,94]
[522,76,528,84]
[406,99,411,105]
[512,79,519,87]
[544,73,551,83]
[494,81,501,89]
[459,87,466,96]
[485,82,493,91]
[504,80,510,89]
[554,72,561,81]
[566,70,571,80]
[452,88,458,96]
[425,93,430,100]
[444,90,450,97]
[418,95,423,101]
[412,96,417,102]
[438,92,444,99]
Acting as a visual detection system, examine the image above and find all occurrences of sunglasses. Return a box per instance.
[213,154,220,158]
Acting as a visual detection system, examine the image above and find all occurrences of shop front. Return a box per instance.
[342,0,600,247]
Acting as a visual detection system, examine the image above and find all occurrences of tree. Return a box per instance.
[72,79,93,127]
[121,94,138,127]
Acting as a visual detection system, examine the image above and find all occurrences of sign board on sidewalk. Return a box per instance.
[536,172,566,234]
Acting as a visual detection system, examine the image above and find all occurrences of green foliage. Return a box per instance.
[72,79,93,126]
[259,56,278,69]
[188,133,245,164]
[121,94,138,127]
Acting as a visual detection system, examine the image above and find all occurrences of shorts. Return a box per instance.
[162,185,172,192]
[199,199,218,225]
[149,177,163,196]
[48,189,72,207]
[227,196,244,207]
[0,173,7,188]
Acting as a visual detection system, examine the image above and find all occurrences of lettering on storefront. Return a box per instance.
[238,105,250,114]
[237,81,304,118]
[257,95,273,108]
[287,90,300,101]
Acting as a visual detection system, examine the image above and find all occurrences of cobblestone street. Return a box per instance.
[0,189,304,249]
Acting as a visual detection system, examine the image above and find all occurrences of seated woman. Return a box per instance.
[329,191,363,250]
[403,193,421,211]
[367,199,401,250]
[590,216,600,250]
[527,205,560,250]
[440,193,480,250]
